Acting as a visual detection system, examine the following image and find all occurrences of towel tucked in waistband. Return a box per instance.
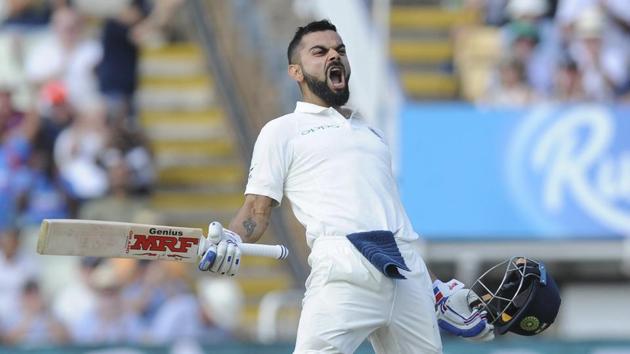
[346,230,410,279]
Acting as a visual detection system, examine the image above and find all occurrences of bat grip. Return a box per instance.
[240,244,289,260]
[205,221,289,260]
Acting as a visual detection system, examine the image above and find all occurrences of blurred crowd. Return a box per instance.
[0,0,244,348]
[0,247,243,347]
[472,0,630,105]
[1,0,159,231]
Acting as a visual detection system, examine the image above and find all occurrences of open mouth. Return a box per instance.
[327,65,346,90]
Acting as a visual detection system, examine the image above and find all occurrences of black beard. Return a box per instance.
[303,71,350,107]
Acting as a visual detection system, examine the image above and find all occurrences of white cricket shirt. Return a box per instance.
[245,101,419,248]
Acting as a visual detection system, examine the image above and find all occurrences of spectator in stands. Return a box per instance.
[551,57,587,102]
[556,0,630,54]
[148,290,203,344]
[196,278,244,338]
[129,0,186,44]
[37,81,74,153]
[482,0,509,26]
[567,7,628,101]
[78,157,154,222]
[0,0,60,29]
[148,289,229,345]
[0,89,23,230]
[97,0,150,129]
[71,261,144,344]
[502,0,559,94]
[0,87,38,232]
[0,228,38,321]
[0,279,69,346]
[119,260,168,327]
[480,56,539,106]
[52,257,101,331]
[0,86,38,145]
[16,131,72,227]
[96,0,186,129]
[25,6,102,107]
[106,123,154,193]
[53,98,110,200]
[148,267,236,344]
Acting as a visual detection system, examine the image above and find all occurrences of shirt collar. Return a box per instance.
[294,101,357,119]
[294,101,329,114]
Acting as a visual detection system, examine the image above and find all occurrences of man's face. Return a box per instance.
[292,30,351,106]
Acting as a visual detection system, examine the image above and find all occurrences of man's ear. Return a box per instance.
[288,64,303,82]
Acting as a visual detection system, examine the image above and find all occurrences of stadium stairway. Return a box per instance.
[389,0,478,100]
[138,43,292,336]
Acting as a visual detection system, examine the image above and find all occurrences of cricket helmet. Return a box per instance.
[468,257,561,336]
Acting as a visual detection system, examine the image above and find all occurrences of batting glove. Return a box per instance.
[433,279,495,342]
[198,222,242,276]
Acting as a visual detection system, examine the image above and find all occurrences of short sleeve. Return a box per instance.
[244,121,291,206]
[368,126,389,146]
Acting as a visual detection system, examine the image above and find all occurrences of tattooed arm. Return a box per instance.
[228,194,274,243]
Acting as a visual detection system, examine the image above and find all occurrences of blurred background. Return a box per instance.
[0,0,629,353]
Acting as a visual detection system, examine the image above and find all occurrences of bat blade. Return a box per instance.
[37,219,203,262]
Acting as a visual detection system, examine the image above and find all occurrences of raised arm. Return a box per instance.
[228,194,275,243]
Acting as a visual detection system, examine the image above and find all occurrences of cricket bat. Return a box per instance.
[37,219,289,262]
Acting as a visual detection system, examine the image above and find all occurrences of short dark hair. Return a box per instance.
[287,19,337,64]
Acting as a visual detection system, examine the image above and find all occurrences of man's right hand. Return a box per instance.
[198,222,242,277]
[433,279,495,341]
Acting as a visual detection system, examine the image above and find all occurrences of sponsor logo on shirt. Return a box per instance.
[300,124,342,135]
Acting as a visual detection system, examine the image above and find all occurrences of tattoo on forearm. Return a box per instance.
[243,218,257,238]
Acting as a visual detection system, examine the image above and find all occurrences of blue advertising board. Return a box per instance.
[400,103,630,239]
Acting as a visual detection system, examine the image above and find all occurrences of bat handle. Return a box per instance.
[203,221,290,260]
[240,244,289,260]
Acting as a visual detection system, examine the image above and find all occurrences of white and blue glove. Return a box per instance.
[198,222,242,276]
[433,279,495,341]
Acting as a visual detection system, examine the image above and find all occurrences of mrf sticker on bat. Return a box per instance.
[125,227,199,260]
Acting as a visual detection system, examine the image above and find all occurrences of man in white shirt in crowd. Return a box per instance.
[198,20,494,354]
[25,7,102,107]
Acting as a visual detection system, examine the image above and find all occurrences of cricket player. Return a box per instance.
[199,20,494,353]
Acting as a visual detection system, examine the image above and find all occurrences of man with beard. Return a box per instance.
[198,20,494,353]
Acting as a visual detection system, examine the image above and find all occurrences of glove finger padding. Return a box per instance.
[217,241,237,275]
[436,289,495,340]
[227,246,242,277]
[464,318,495,342]
[464,292,495,342]
[210,240,229,273]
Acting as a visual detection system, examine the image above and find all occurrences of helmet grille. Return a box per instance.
[469,257,542,325]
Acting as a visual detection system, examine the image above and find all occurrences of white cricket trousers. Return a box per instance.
[293,236,442,354]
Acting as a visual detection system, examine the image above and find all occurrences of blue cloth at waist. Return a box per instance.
[346,230,410,279]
